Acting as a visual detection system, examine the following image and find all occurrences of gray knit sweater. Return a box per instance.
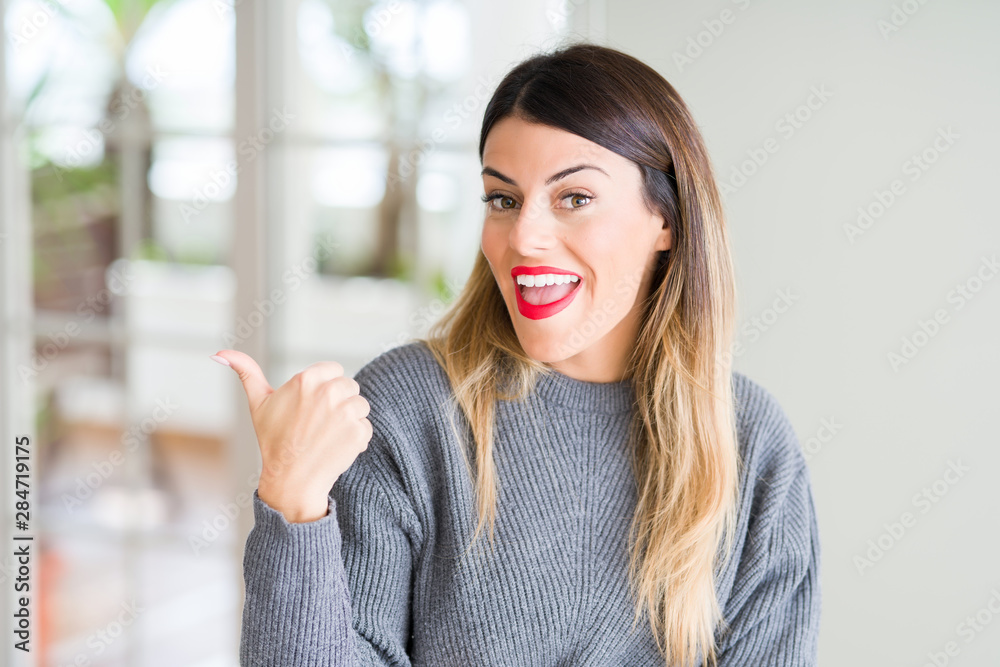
[240,341,821,666]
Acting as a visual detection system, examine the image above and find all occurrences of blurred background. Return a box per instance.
[0,0,997,665]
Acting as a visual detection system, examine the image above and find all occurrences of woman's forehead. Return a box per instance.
[481,118,627,177]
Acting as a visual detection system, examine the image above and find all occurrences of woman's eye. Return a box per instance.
[570,194,590,208]
[482,193,519,211]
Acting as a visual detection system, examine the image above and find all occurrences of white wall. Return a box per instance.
[591,0,1000,664]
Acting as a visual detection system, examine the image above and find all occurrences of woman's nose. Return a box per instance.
[508,191,557,254]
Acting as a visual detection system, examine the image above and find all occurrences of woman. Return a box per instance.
[212,43,821,666]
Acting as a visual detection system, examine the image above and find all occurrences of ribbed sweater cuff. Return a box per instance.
[249,489,340,542]
[240,491,354,666]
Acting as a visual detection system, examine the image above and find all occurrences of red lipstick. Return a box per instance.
[510,265,582,320]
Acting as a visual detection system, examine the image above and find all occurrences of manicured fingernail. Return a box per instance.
[210,354,231,367]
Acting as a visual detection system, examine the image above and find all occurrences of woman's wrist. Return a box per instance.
[258,479,333,523]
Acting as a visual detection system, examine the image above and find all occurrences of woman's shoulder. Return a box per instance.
[729,370,808,505]
[337,341,449,518]
[349,341,458,471]
[716,373,821,645]
[352,340,452,414]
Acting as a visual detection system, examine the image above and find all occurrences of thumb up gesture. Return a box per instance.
[211,350,373,523]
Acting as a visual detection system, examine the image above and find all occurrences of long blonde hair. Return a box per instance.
[420,43,741,667]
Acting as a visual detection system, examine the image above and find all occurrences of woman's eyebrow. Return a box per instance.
[545,164,610,185]
[480,164,610,187]
[481,166,517,185]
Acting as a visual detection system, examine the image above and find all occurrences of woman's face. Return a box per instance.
[480,115,671,383]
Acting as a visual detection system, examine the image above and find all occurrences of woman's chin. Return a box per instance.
[515,329,578,365]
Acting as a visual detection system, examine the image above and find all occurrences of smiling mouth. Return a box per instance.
[516,276,581,306]
[509,266,584,319]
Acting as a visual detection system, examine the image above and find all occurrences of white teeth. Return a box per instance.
[516,273,580,287]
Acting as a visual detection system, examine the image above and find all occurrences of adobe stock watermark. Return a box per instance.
[221,235,340,347]
[0,554,11,586]
[673,0,753,73]
[388,73,501,192]
[59,398,179,514]
[843,126,959,244]
[918,588,1000,667]
[51,64,169,182]
[552,267,644,359]
[719,85,833,197]
[853,458,969,575]
[189,470,262,556]
[339,0,404,62]
[887,254,997,372]
[212,0,244,21]
[546,0,587,30]
[81,599,144,661]
[180,106,296,224]
[735,288,798,348]
[716,288,801,377]
[17,261,136,384]
[383,276,465,352]
[801,416,843,462]
[877,0,933,39]
[6,0,73,52]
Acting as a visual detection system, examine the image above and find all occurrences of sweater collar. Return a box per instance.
[533,366,635,414]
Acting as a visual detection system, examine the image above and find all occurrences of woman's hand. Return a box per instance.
[211,350,373,523]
